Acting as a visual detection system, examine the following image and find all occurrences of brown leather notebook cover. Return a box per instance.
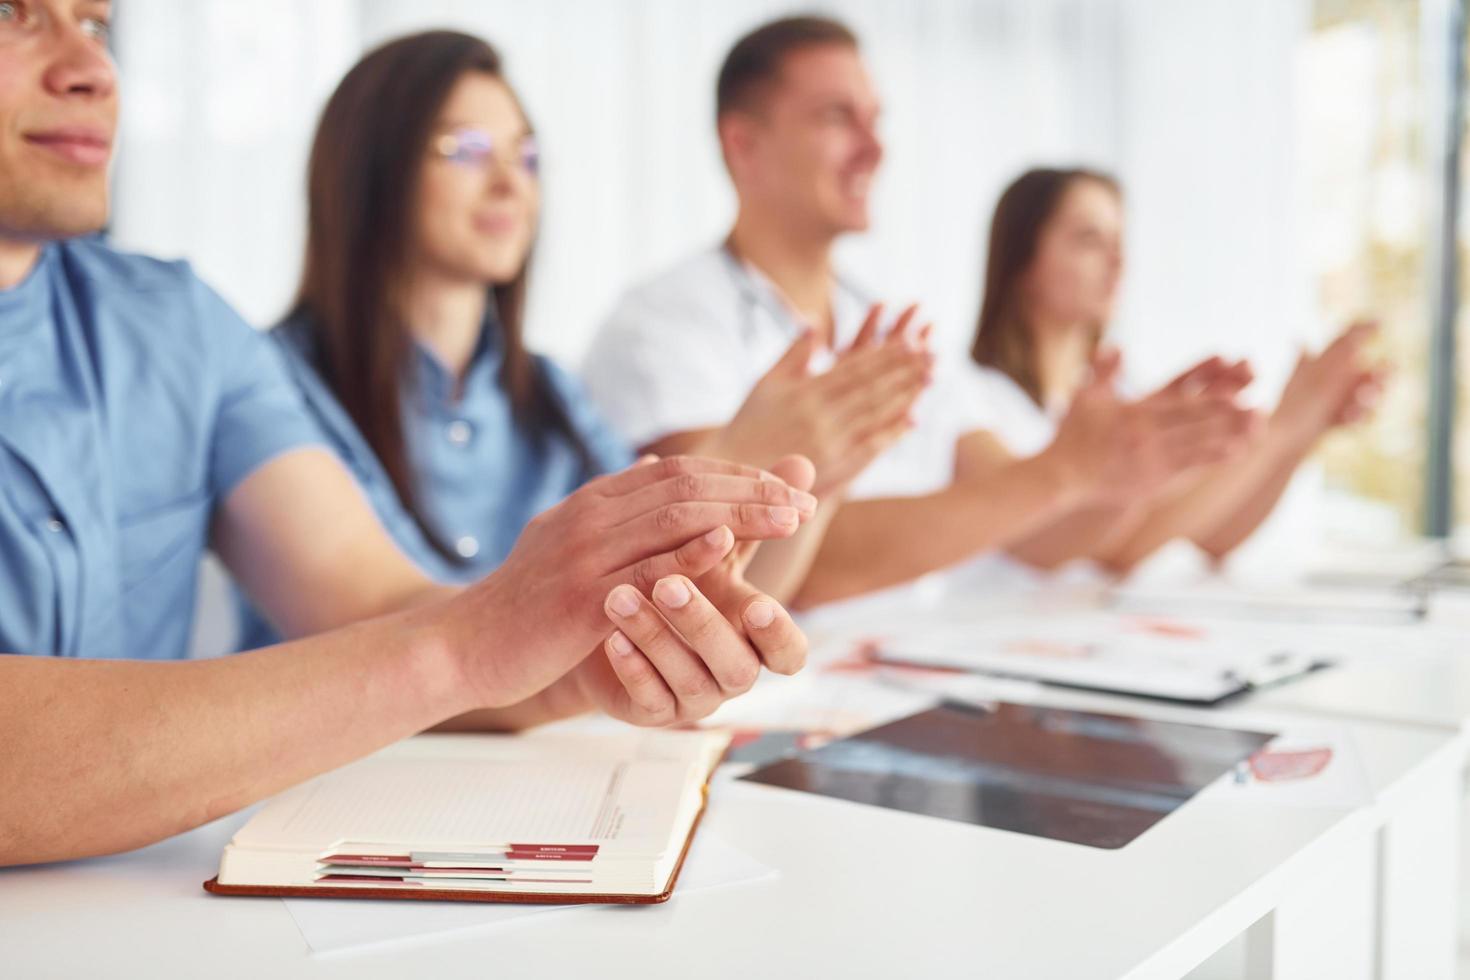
[202,778,710,906]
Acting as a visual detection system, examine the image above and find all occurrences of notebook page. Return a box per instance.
[229,730,727,855]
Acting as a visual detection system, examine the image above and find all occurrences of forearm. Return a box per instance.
[0,610,472,867]
[747,496,842,604]
[1005,501,1149,571]
[1101,424,1312,570]
[1191,430,1310,558]
[796,453,1086,606]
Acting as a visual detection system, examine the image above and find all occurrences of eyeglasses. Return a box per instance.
[432,127,540,177]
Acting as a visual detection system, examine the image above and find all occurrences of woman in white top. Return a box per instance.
[963,167,1384,572]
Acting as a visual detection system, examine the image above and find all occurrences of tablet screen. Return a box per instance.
[740,701,1274,848]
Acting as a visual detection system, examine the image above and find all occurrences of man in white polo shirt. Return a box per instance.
[584,15,1255,607]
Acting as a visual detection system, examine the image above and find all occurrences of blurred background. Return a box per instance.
[106,0,1468,553]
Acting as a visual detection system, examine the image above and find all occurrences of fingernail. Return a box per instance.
[608,586,640,618]
[705,525,731,547]
[608,630,634,657]
[769,506,798,527]
[794,491,818,513]
[744,601,776,629]
[654,577,692,609]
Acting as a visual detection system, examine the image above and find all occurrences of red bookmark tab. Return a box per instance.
[1248,746,1333,782]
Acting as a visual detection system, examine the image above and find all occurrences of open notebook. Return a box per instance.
[204,728,731,905]
[876,611,1326,704]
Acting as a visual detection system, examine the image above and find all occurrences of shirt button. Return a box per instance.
[45,516,65,533]
[446,420,473,447]
[455,535,480,559]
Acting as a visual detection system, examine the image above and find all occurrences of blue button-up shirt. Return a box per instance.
[235,310,635,649]
[0,239,324,660]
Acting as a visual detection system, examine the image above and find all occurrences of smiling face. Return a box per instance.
[410,71,539,287]
[0,0,116,241]
[722,42,883,240]
[1022,177,1125,332]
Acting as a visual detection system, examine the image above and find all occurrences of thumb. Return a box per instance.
[1088,348,1123,389]
[768,330,817,379]
[767,453,817,494]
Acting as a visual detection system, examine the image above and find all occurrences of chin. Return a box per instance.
[465,252,527,286]
[14,193,109,240]
[824,207,870,236]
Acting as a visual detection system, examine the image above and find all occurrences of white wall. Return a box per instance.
[109,0,1314,394]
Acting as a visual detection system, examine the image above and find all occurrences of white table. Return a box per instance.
[1,685,1458,980]
[794,577,1470,980]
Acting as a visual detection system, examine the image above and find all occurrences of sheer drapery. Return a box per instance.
[111,0,1311,386]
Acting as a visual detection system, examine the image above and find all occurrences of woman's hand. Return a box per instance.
[1273,320,1386,448]
[1046,351,1258,503]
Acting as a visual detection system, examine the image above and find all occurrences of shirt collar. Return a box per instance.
[725,249,866,352]
[411,301,506,408]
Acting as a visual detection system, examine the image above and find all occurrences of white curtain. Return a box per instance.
[110,0,1312,382]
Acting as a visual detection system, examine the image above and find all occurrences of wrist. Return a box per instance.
[1031,445,1096,511]
[394,610,481,721]
[407,575,518,712]
[1264,410,1322,460]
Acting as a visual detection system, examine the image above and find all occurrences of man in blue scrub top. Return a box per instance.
[0,0,815,867]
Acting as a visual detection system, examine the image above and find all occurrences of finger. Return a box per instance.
[609,472,818,528]
[625,525,735,596]
[611,501,804,574]
[882,303,920,344]
[768,453,817,494]
[838,359,930,432]
[824,344,930,401]
[1199,359,1254,397]
[1088,348,1123,388]
[606,585,723,720]
[1159,409,1256,467]
[650,576,762,695]
[849,303,885,349]
[1147,393,1242,430]
[728,538,760,575]
[911,322,935,351]
[828,348,932,414]
[1152,356,1228,399]
[603,631,677,724]
[587,455,775,497]
[740,593,807,676]
[766,329,818,379]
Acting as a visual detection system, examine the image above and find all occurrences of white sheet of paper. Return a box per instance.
[284,832,775,956]
[1195,724,1374,810]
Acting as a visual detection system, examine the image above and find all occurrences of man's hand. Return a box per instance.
[438,455,816,709]
[703,303,933,496]
[536,456,813,726]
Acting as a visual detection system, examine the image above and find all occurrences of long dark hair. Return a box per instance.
[295,30,585,565]
[971,167,1121,407]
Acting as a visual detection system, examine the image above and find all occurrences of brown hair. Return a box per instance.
[716,15,858,119]
[971,167,1121,407]
[294,30,583,565]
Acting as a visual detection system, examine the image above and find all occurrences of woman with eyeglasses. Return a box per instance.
[236,30,929,649]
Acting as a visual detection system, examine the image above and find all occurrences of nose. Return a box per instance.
[40,23,117,102]
[857,118,884,169]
